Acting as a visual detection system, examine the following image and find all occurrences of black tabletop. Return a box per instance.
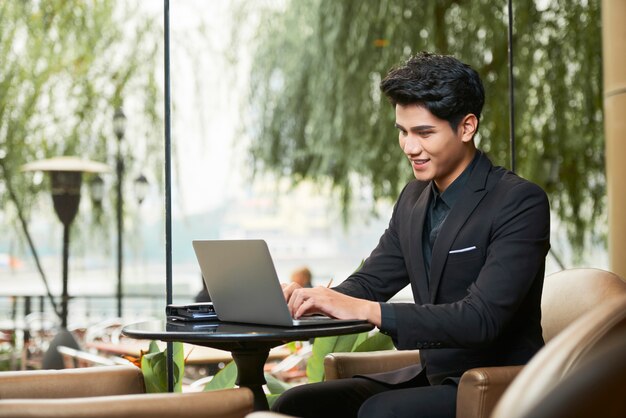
[122,319,374,346]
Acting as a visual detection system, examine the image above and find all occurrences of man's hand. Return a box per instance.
[283,285,381,327]
[281,282,302,303]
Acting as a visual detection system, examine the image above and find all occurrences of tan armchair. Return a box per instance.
[322,268,626,418]
[248,291,626,418]
[324,348,422,380]
[0,365,254,418]
[491,295,626,418]
[512,327,626,418]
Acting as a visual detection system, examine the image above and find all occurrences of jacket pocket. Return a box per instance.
[446,246,483,264]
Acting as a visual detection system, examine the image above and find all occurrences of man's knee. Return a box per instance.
[358,392,392,418]
[272,382,336,417]
[358,385,457,418]
[271,385,307,415]
[273,378,384,418]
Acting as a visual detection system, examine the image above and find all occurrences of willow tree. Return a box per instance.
[244,0,603,257]
[0,1,162,239]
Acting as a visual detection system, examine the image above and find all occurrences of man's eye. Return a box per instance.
[399,130,408,136]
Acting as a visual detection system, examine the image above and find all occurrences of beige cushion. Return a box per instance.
[491,296,626,418]
[519,330,626,418]
[540,268,626,342]
[324,349,420,380]
[0,366,145,399]
[0,389,254,418]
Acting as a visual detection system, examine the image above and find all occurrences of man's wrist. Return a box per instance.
[378,302,398,340]
[363,300,381,327]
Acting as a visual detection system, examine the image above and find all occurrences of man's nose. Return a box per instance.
[403,136,422,155]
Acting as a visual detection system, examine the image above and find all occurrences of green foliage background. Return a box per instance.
[0,0,606,264]
[244,0,604,255]
[0,0,162,248]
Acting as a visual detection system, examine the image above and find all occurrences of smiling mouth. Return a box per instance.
[411,158,430,166]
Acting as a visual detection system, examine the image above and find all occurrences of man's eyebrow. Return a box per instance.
[395,123,436,132]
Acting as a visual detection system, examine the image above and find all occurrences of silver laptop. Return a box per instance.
[192,239,368,327]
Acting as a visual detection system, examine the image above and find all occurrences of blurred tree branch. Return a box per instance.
[243,0,604,257]
[0,1,163,288]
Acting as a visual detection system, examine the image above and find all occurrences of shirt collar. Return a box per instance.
[430,151,480,208]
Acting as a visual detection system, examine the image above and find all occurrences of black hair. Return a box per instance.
[380,52,485,132]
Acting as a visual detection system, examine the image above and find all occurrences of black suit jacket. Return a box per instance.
[335,151,550,384]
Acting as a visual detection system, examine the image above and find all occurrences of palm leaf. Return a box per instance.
[203,360,237,391]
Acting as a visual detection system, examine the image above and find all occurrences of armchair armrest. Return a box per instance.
[0,365,145,399]
[0,388,254,418]
[456,365,524,418]
[324,350,420,380]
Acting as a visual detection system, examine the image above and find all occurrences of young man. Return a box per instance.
[274,52,550,418]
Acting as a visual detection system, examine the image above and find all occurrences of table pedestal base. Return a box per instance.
[232,347,271,410]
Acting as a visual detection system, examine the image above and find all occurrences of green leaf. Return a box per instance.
[204,361,237,391]
[353,331,395,352]
[148,340,160,354]
[140,341,185,393]
[266,393,282,409]
[264,372,294,395]
[351,331,369,351]
[172,342,185,393]
[304,330,395,383]
[285,341,302,353]
[306,332,368,383]
[141,351,168,393]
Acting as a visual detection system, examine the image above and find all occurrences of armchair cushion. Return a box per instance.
[455,366,523,418]
[540,268,626,341]
[324,349,420,380]
[247,412,295,418]
[0,388,254,418]
[519,330,626,418]
[0,366,145,399]
[492,295,626,418]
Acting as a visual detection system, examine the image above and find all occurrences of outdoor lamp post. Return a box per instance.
[95,108,149,319]
[89,174,105,206]
[113,107,126,318]
[134,174,149,205]
[22,157,110,328]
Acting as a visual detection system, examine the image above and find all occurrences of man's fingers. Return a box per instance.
[287,288,304,316]
[282,282,302,302]
[294,297,316,319]
[287,287,341,318]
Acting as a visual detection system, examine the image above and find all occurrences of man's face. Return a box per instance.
[395,104,475,192]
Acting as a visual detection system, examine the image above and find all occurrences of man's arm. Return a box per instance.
[282,183,415,324]
[332,183,415,302]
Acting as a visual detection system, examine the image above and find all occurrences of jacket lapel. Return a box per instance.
[428,153,492,303]
[408,185,432,303]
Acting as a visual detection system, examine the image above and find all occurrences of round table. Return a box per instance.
[122,319,373,410]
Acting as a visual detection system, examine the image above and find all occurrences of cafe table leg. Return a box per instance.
[231,347,271,410]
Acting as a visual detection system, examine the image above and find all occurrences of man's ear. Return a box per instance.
[459,114,478,143]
